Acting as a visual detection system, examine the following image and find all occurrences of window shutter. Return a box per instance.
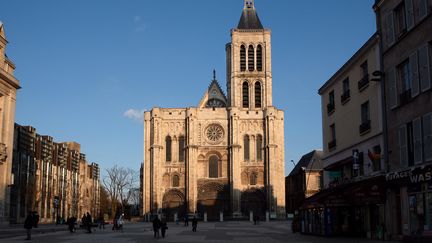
[424,113,432,162]
[386,12,395,47]
[419,44,431,92]
[388,67,398,108]
[410,51,420,97]
[399,125,408,167]
[405,0,415,30]
[418,0,428,21]
[413,118,423,164]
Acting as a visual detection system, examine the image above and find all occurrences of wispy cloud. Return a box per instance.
[133,15,146,32]
[123,108,146,122]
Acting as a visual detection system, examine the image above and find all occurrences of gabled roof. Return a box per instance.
[289,150,323,176]
[198,71,227,108]
[237,1,264,30]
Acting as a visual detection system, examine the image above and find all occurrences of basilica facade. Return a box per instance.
[142,0,285,220]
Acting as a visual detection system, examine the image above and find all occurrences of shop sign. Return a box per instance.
[386,165,432,184]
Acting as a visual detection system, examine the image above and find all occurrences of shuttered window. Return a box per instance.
[256,134,263,161]
[399,125,408,167]
[417,0,428,21]
[410,51,419,97]
[166,136,172,162]
[244,135,250,161]
[388,68,398,108]
[242,82,249,108]
[424,113,432,162]
[240,45,246,72]
[178,136,185,162]
[254,81,261,108]
[385,12,395,47]
[413,118,423,164]
[248,45,255,71]
[257,45,263,71]
[405,0,415,30]
[419,44,431,92]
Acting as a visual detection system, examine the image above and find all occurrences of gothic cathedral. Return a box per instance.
[142,0,285,220]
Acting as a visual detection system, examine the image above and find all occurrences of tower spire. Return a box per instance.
[213,69,216,80]
[244,0,255,9]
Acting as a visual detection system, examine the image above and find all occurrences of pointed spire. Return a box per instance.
[213,69,216,80]
[238,0,263,29]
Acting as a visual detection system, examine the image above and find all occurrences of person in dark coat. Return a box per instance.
[86,212,92,233]
[152,217,161,238]
[184,214,189,226]
[192,216,198,232]
[32,212,39,228]
[24,212,33,240]
[161,220,168,238]
[67,217,76,233]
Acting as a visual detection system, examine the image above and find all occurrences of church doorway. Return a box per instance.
[162,189,185,221]
[197,182,229,221]
[241,188,266,219]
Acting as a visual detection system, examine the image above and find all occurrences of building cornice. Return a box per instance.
[0,68,20,89]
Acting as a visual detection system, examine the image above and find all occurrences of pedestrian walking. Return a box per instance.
[67,217,76,233]
[184,214,189,226]
[152,216,161,238]
[86,212,93,233]
[32,211,39,228]
[24,212,33,240]
[161,220,168,238]
[99,216,105,230]
[192,216,198,232]
[117,214,124,232]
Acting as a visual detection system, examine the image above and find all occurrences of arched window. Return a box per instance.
[242,82,249,108]
[256,134,263,161]
[250,172,257,185]
[178,136,185,162]
[240,45,246,72]
[257,45,263,71]
[165,136,172,162]
[172,174,180,187]
[248,45,254,71]
[255,81,261,108]
[209,155,219,178]
[244,135,250,161]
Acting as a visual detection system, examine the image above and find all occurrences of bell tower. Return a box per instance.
[226,0,272,109]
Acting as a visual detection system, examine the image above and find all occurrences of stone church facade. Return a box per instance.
[142,0,285,220]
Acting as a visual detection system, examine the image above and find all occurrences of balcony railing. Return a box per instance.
[327,102,335,114]
[359,120,371,135]
[328,140,336,150]
[341,90,350,104]
[399,89,412,106]
[358,74,369,91]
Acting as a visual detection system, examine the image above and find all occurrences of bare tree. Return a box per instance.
[102,165,138,216]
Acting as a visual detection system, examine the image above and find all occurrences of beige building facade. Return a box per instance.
[143,0,285,220]
[0,22,20,225]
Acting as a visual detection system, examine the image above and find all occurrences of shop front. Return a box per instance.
[386,164,432,240]
[301,176,386,239]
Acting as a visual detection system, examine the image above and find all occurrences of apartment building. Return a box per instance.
[10,124,100,224]
[302,34,385,238]
[374,0,432,239]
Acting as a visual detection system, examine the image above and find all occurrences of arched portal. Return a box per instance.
[197,182,229,221]
[240,188,266,218]
[162,189,185,221]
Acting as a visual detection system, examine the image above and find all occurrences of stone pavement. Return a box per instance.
[0,221,399,243]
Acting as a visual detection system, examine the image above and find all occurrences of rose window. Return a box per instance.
[205,124,224,143]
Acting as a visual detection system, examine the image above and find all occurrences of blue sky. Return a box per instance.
[0,0,376,176]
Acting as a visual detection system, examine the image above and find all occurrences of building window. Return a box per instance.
[257,45,263,71]
[327,90,335,114]
[209,155,219,178]
[360,101,371,134]
[250,172,257,185]
[399,121,420,167]
[172,174,180,187]
[240,45,246,72]
[328,124,336,150]
[242,82,249,108]
[395,3,407,37]
[254,81,261,108]
[424,113,432,162]
[165,136,172,162]
[244,135,250,161]
[341,78,350,103]
[398,59,412,105]
[358,61,369,91]
[256,134,263,161]
[248,45,254,71]
[178,136,185,162]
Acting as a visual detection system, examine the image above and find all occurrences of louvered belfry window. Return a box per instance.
[244,135,250,161]
[165,136,172,162]
[257,45,263,71]
[248,45,254,71]
[240,45,246,71]
[255,81,261,108]
[243,82,249,108]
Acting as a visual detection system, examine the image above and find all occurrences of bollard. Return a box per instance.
[174,213,178,223]
[250,211,253,222]
[220,211,223,222]
[266,211,270,222]
[204,212,207,222]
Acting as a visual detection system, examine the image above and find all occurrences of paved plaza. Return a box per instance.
[0,221,397,243]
